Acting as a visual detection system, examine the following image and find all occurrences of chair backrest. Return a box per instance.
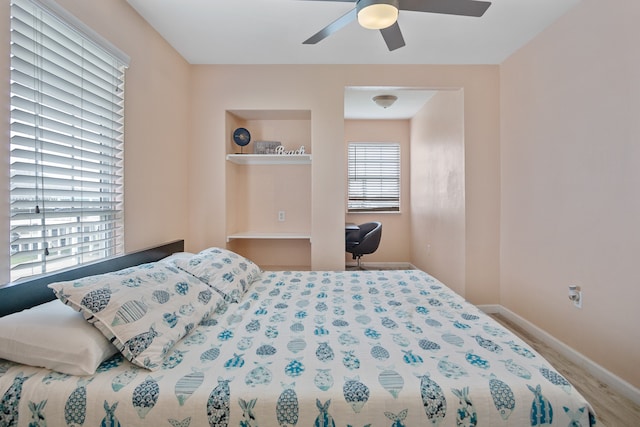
[349,221,382,256]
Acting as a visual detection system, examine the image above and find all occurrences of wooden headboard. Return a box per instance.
[0,239,185,317]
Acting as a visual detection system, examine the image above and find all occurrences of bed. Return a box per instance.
[0,242,596,426]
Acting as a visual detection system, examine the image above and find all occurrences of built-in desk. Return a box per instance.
[345,223,360,232]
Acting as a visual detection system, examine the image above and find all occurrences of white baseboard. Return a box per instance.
[477,304,640,406]
[345,262,417,269]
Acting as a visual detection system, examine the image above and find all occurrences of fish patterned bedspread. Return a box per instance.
[0,269,595,426]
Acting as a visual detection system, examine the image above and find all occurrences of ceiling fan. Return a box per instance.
[302,0,491,51]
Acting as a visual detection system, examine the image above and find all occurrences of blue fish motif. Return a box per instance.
[168,417,192,427]
[65,377,93,425]
[112,368,139,392]
[28,399,47,427]
[152,289,171,304]
[342,350,360,370]
[246,319,261,333]
[364,328,381,339]
[424,317,442,328]
[377,366,404,398]
[175,368,204,405]
[224,353,245,370]
[563,406,586,427]
[314,399,336,427]
[442,333,464,347]
[436,355,468,379]
[238,398,258,427]
[418,339,441,351]
[174,281,189,295]
[132,376,160,419]
[200,344,221,363]
[464,351,490,370]
[402,350,423,366]
[528,384,553,426]
[237,336,254,351]
[97,354,124,373]
[391,333,410,347]
[506,341,536,359]
[80,286,112,313]
[287,338,306,354]
[41,371,71,384]
[111,299,148,326]
[0,372,33,427]
[124,326,159,358]
[538,366,572,393]
[472,335,503,354]
[265,326,279,339]
[314,369,334,391]
[276,382,299,427]
[371,344,390,360]
[316,342,335,362]
[385,409,408,427]
[245,362,273,387]
[207,377,231,427]
[285,358,305,377]
[100,400,120,427]
[452,387,477,427]
[418,373,446,426]
[501,359,532,379]
[343,376,369,413]
[489,374,515,420]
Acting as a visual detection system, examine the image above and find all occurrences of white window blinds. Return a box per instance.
[347,142,400,212]
[10,0,127,282]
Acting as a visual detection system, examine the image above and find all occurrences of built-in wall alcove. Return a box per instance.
[343,86,466,294]
[224,110,312,270]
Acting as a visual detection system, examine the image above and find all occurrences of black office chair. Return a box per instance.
[346,221,382,269]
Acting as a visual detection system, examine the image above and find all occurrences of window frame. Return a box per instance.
[347,142,401,213]
[8,0,129,283]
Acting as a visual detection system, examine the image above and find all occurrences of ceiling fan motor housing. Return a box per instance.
[356,0,400,30]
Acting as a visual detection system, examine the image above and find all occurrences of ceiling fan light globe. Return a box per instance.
[357,0,399,30]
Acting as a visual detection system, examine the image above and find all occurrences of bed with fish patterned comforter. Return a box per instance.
[0,269,595,426]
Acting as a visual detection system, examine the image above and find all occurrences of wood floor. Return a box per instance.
[491,314,640,427]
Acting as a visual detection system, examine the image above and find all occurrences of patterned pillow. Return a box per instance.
[48,262,225,370]
[172,247,262,303]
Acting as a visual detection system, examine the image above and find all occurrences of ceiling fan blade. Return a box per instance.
[297,0,354,2]
[399,0,491,17]
[303,8,357,44]
[380,22,406,51]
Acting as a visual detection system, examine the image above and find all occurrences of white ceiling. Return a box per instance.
[344,87,436,120]
[126,0,580,65]
[125,0,580,119]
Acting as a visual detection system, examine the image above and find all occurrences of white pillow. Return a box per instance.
[0,299,118,375]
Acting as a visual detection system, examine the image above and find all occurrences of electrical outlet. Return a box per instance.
[574,291,582,309]
[278,211,285,222]
[568,285,582,309]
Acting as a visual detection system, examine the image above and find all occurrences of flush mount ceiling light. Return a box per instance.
[373,94,398,108]
[302,0,491,52]
[356,0,399,30]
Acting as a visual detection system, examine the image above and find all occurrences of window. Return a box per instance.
[9,0,129,282]
[347,142,400,212]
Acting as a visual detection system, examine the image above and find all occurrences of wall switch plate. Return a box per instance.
[278,211,285,222]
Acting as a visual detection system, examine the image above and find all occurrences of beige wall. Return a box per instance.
[500,0,640,387]
[189,65,500,300]
[410,90,466,297]
[344,119,412,265]
[0,0,192,283]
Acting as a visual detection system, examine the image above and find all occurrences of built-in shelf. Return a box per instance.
[226,154,312,165]
[226,231,311,242]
